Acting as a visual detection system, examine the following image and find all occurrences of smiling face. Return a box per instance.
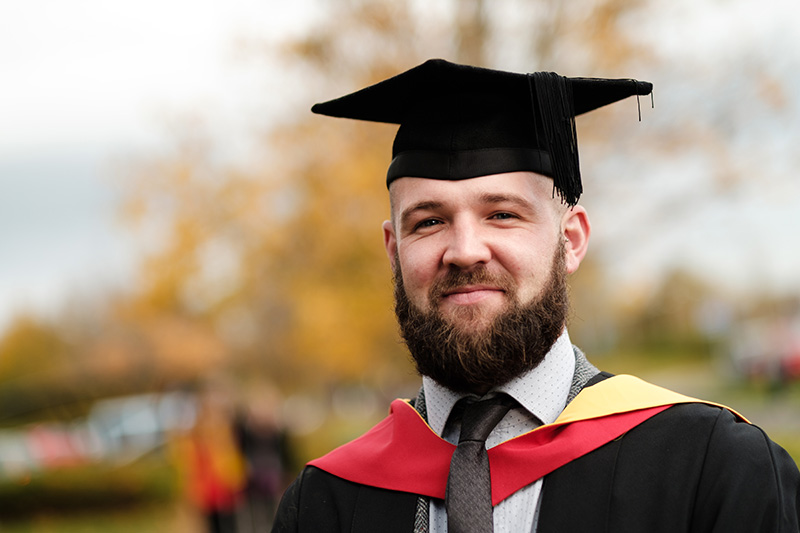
[384,171,587,331]
[382,171,591,392]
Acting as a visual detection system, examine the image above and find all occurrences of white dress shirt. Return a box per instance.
[424,329,575,533]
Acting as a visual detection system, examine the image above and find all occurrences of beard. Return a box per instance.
[393,243,569,394]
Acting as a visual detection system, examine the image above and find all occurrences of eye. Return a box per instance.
[490,212,517,220]
[415,218,442,230]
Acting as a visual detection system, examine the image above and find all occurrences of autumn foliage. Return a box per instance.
[3,0,792,415]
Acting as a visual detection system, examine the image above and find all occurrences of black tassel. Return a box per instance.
[529,72,581,206]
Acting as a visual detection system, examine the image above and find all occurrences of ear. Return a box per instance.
[561,206,591,274]
[382,220,398,271]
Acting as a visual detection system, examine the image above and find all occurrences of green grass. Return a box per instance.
[0,458,179,519]
[0,502,195,533]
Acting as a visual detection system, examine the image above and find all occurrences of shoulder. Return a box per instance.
[272,466,360,532]
[607,402,762,470]
[666,403,800,530]
[620,395,790,469]
[663,403,799,492]
[631,402,799,527]
[581,373,799,501]
[541,400,800,531]
[272,466,419,533]
[636,398,775,452]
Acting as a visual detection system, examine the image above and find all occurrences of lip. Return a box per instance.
[443,284,502,296]
[442,285,505,305]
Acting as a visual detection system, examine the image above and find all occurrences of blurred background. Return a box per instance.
[2,0,800,530]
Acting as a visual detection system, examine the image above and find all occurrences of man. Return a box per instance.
[272,59,800,532]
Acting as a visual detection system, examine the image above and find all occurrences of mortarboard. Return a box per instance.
[312,59,652,206]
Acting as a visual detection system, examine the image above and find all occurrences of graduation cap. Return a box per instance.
[312,59,652,206]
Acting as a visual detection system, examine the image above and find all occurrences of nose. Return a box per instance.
[441,218,491,270]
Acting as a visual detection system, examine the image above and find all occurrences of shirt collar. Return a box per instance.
[423,329,575,437]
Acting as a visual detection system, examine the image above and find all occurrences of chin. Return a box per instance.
[442,304,505,331]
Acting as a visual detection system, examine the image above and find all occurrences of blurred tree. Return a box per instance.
[615,268,725,359]
[0,316,70,383]
[0,316,88,423]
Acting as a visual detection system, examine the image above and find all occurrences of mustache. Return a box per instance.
[428,266,516,302]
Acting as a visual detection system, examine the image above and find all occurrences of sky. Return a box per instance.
[0,0,311,330]
[1,0,800,333]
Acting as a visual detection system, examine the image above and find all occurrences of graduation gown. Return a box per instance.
[272,376,800,532]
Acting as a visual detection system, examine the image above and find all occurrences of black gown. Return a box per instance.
[273,398,800,532]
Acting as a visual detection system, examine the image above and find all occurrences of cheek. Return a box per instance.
[498,240,559,299]
[398,244,441,301]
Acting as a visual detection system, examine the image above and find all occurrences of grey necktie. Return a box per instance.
[445,394,517,533]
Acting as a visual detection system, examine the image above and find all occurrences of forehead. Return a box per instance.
[389,171,558,216]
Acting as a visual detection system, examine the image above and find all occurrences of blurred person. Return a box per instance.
[233,388,293,531]
[272,60,800,532]
[179,389,245,533]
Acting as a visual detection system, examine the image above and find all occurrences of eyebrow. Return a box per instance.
[478,192,534,210]
[399,200,444,229]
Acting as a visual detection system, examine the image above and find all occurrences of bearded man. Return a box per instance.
[272,60,800,533]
